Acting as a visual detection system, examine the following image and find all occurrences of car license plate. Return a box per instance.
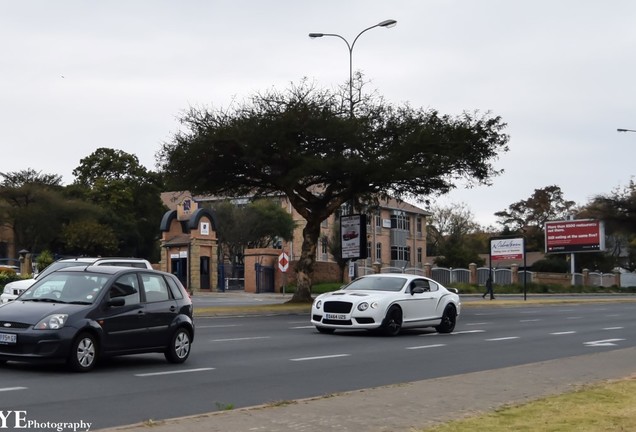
[325,313,347,320]
[0,332,17,345]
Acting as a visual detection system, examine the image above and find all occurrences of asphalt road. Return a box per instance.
[0,300,634,430]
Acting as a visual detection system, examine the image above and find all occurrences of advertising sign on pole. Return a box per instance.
[340,214,367,260]
[490,237,525,262]
[545,219,605,253]
[489,236,527,300]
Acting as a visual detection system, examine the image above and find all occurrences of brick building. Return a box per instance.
[160,191,430,292]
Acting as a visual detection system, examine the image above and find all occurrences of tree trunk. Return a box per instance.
[289,220,321,303]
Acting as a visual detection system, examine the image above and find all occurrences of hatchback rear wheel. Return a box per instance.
[165,327,191,363]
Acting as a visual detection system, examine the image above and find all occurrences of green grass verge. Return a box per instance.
[420,377,636,432]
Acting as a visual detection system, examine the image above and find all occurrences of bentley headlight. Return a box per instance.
[357,302,369,312]
[34,314,68,330]
[314,300,322,309]
[370,301,379,309]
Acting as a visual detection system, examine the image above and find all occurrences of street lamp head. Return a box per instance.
[377,19,397,28]
[617,128,636,133]
[308,33,324,38]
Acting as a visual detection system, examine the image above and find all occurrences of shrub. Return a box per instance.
[0,272,21,290]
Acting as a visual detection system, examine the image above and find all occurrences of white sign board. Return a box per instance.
[490,237,524,262]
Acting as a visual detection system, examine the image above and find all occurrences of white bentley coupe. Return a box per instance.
[311,273,461,336]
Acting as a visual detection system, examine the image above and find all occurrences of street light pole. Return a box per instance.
[617,128,636,133]
[309,19,397,116]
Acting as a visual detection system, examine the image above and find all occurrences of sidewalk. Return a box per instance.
[97,347,636,432]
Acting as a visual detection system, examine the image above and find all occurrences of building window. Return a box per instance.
[416,217,422,234]
[390,246,411,262]
[390,214,410,231]
[375,215,382,228]
[417,247,423,264]
[376,242,382,261]
[367,241,372,260]
[319,237,328,261]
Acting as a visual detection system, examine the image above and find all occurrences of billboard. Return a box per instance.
[490,237,525,262]
[340,214,367,260]
[545,219,605,253]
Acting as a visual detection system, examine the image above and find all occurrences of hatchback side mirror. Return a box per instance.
[107,297,126,307]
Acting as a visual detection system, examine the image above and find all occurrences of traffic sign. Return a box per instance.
[278,252,289,272]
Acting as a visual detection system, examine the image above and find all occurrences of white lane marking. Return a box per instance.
[196,324,241,329]
[452,330,486,334]
[288,320,310,324]
[211,336,271,342]
[551,331,576,335]
[566,316,583,320]
[520,319,541,322]
[290,354,350,362]
[290,325,315,329]
[135,368,215,377]
[0,387,27,392]
[465,322,490,326]
[603,327,623,330]
[485,337,519,341]
[406,344,446,350]
[584,339,625,347]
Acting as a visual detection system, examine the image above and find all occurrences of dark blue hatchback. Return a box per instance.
[0,266,194,372]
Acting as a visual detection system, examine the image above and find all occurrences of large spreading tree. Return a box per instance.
[159,80,509,302]
[70,148,166,261]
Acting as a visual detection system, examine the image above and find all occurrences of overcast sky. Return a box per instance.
[2,1,635,226]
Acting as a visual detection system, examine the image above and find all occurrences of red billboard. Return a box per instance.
[545,219,605,253]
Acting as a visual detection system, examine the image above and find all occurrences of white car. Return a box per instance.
[311,273,461,336]
[0,257,152,303]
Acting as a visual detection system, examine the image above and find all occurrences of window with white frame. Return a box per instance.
[390,213,410,231]
[390,246,411,262]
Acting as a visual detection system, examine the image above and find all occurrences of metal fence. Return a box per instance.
[342,264,634,288]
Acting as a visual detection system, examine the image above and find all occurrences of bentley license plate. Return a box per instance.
[325,313,347,320]
[0,332,17,345]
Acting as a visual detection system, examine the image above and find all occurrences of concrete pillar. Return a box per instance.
[613,269,621,288]
[424,263,432,278]
[511,264,519,284]
[469,263,477,285]
[373,262,382,274]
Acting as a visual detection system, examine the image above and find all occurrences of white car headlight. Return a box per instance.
[370,301,379,309]
[357,302,369,312]
[34,314,68,330]
[314,300,322,309]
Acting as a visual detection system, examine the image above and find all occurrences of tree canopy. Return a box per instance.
[495,185,576,251]
[427,203,485,268]
[0,169,90,253]
[159,80,509,302]
[70,148,166,260]
[579,181,636,270]
[211,199,295,266]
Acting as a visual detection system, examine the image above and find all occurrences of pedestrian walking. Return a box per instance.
[482,276,495,299]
